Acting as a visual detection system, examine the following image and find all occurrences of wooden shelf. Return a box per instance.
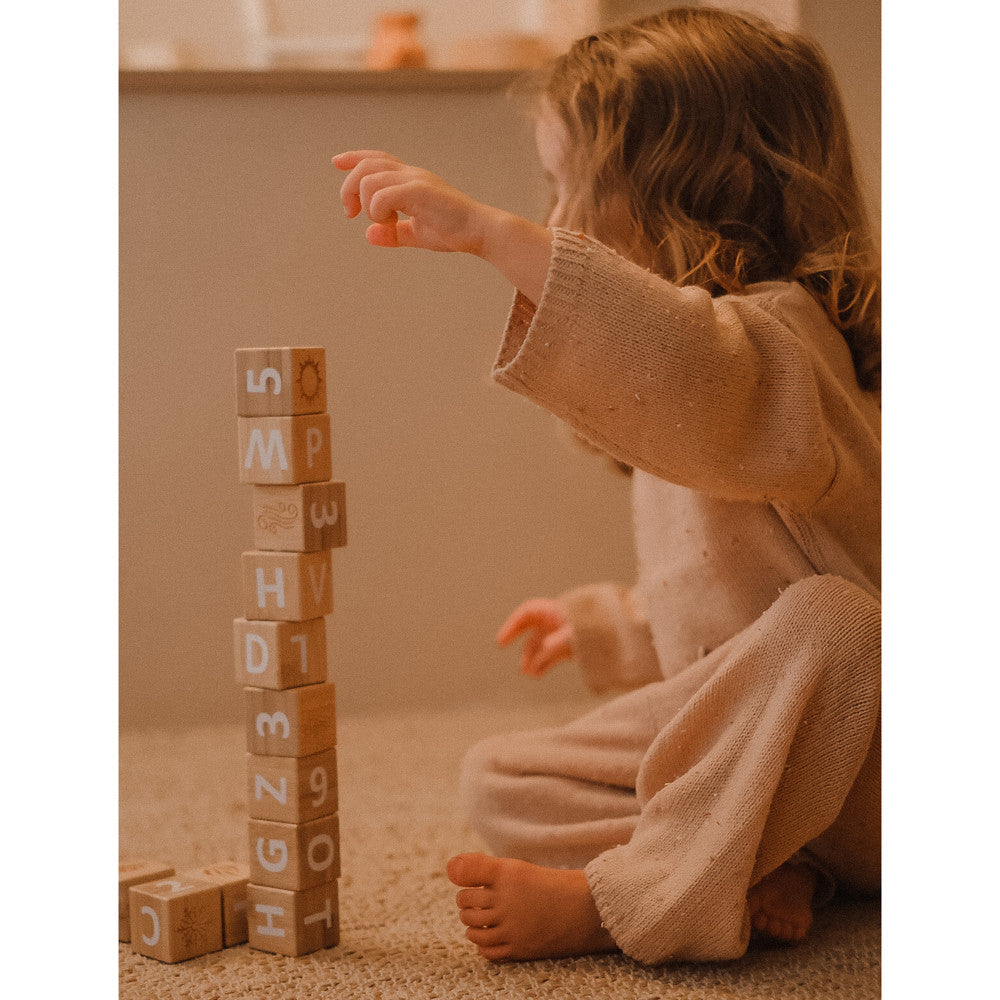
[119,68,523,95]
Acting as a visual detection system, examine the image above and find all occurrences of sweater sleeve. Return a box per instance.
[493,229,839,509]
[560,583,663,694]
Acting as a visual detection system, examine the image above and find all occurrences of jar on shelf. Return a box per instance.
[366,12,428,69]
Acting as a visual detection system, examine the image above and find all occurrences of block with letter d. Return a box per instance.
[238,413,332,485]
[235,346,327,417]
[234,617,327,689]
[241,550,333,621]
[247,881,340,956]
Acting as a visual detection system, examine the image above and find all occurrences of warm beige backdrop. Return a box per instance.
[119,3,879,732]
[120,79,640,730]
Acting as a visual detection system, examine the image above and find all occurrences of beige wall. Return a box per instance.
[119,84,637,730]
[120,3,879,732]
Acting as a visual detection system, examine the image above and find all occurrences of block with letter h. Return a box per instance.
[234,345,345,958]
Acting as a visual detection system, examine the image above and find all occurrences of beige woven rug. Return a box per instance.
[119,700,880,999]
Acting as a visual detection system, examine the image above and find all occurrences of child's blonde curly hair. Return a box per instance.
[527,6,881,391]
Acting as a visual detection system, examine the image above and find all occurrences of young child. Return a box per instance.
[334,6,880,967]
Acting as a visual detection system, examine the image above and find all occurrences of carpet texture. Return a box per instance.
[119,699,880,998]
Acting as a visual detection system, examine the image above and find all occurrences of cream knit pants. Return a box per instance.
[459,574,881,965]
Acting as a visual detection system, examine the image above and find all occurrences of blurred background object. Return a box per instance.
[366,11,428,69]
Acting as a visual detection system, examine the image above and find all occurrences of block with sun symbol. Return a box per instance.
[235,347,327,417]
[128,876,224,963]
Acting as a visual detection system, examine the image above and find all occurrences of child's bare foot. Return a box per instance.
[447,852,618,962]
[747,861,817,944]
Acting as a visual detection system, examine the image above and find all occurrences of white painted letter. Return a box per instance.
[303,896,335,928]
[256,567,285,609]
[306,562,327,604]
[254,904,286,937]
[307,834,335,872]
[245,632,269,674]
[256,711,290,739]
[306,426,323,468]
[256,837,289,873]
[244,428,288,471]
[140,906,161,946]
[310,501,339,529]
[290,633,308,672]
[255,774,288,804]
[247,367,282,395]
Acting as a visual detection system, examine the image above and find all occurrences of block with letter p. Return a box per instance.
[245,682,337,757]
[238,414,332,485]
[235,346,327,417]
[234,617,327,689]
[241,550,333,621]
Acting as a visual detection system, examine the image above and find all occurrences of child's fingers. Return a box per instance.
[338,155,406,218]
[332,149,401,171]
[496,598,564,646]
[523,625,574,677]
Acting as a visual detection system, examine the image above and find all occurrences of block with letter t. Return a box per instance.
[247,881,340,956]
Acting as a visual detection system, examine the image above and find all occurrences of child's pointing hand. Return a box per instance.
[333,150,496,256]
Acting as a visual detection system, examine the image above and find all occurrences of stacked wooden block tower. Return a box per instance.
[235,345,346,957]
[120,345,346,963]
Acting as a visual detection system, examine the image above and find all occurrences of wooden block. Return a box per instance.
[129,876,223,963]
[235,346,327,417]
[119,858,175,941]
[247,747,338,823]
[247,881,340,957]
[237,414,332,485]
[241,549,334,621]
[245,682,337,757]
[176,862,250,947]
[252,481,347,552]
[234,617,327,689]
[249,813,341,890]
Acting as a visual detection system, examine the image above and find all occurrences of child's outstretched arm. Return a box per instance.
[333,150,553,306]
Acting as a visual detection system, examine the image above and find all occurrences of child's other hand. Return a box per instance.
[333,150,496,256]
[497,598,574,678]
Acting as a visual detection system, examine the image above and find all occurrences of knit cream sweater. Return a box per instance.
[493,229,880,695]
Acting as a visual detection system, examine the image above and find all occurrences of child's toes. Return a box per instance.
[459,907,497,928]
[466,924,506,947]
[455,886,494,910]
[447,852,501,888]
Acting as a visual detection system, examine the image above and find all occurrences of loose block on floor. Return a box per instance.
[247,746,339,823]
[241,549,334,621]
[249,813,341,890]
[128,876,223,963]
[245,682,337,757]
[238,414,332,485]
[246,881,340,957]
[235,347,327,417]
[176,862,250,947]
[234,617,327,689]
[119,858,175,941]
[251,480,348,552]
